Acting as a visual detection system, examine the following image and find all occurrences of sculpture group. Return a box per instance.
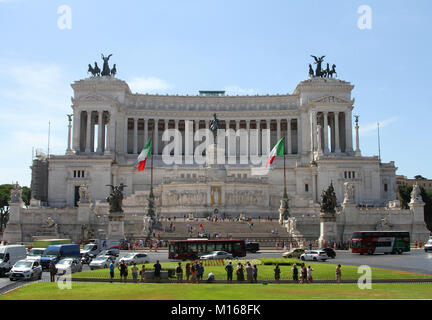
[88,54,117,77]
[106,183,127,213]
[309,55,337,78]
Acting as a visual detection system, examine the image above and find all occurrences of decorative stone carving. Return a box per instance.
[78,184,90,203]
[343,182,354,204]
[166,191,207,206]
[410,184,423,203]
[376,217,393,231]
[320,183,337,214]
[9,182,22,203]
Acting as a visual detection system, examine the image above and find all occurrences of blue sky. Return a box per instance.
[1,0,431,186]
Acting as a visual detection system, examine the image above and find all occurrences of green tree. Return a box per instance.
[398,185,432,232]
[0,184,31,207]
[0,184,13,207]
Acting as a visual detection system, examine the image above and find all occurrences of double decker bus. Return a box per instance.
[168,239,246,260]
[350,231,410,255]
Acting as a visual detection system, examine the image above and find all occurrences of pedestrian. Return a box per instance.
[253,265,258,283]
[225,261,233,283]
[140,264,146,282]
[336,264,342,283]
[274,264,281,283]
[236,263,244,282]
[198,262,204,281]
[300,264,306,284]
[49,261,57,282]
[118,261,127,283]
[185,263,191,282]
[190,264,197,283]
[132,263,139,283]
[109,260,115,283]
[154,260,162,281]
[246,262,253,283]
[176,262,183,283]
[291,263,299,283]
[307,266,314,283]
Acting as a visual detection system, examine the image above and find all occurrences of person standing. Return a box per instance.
[307,266,314,283]
[49,261,57,282]
[291,263,299,283]
[185,263,191,282]
[274,264,281,283]
[300,264,306,284]
[190,264,197,283]
[236,263,244,282]
[140,265,146,282]
[154,260,162,281]
[245,262,253,283]
[225,261,233,283]
[253,265,258,283]
[176,262,183,283]
[336,264,342,283]
[109,260,115,283]
[131,263,139,283]
[197,263,204,282]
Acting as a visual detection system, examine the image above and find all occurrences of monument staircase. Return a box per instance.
[151,218,295,248]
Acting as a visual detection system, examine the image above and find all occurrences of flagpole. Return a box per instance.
[283,153,287,197]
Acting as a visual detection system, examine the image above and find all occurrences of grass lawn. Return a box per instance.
[73,259,431,281]
[2,282,432,300]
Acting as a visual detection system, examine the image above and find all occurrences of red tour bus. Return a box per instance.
[350,231,410,255]
[168,239,246,260]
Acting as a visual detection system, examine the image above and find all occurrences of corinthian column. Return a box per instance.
[323,111,329,154]
[97,111,104,153]
[66,114,74,155]
[355,116,361,156]
[334,112,340,153]
[85,111,92,153]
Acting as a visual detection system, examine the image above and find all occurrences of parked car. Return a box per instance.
[89,256,118,270]
[318,247,336,258]
[282,248,305,259]
[26,248,46,262]
[300,250,328,261]
[56,258,83,275]
[0,245,27,276]
[424,239,432,252]
[40,244,80,271]
[199,251,233,260]
[97,249,119,258]
[8,259,42,281]
[119,253,149,265]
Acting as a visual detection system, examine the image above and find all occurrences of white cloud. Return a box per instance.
[359,116,399,136]
[128,76,170,93]
[224,86,259,96]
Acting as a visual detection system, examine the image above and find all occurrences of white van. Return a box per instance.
[0,245,27,276]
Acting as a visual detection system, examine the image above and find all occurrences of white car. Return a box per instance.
[300,250,328,262]
[199,251,233,260]
[26,248,45,262]
[119,252,149,265]
[89,256,118,270]
[424,239,432,252]
[8,260,42,281]
[56,258,83,275]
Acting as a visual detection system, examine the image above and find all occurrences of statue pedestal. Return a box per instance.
[318,212,338,248]
[206,144,225,166]
[77,201,91,224]
[3,202,23,243]
[108,212,125,239]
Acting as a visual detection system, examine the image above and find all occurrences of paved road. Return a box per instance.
[1,248,431,293]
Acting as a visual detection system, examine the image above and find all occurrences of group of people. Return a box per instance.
[109,260,163,283]
[224,261,258,283]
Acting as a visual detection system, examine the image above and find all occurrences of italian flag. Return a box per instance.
[137,138,152,171]
[265,137,284,168]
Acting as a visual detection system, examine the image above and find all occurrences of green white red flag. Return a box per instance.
[138,138,152,171]
[265,137,284,168]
